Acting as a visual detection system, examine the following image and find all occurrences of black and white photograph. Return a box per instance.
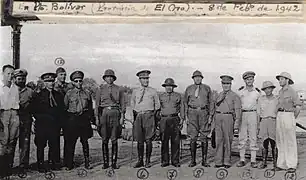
[1,22,306,180]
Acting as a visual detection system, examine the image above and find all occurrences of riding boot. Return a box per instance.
[201,141,210,167]
[102,142,109,169]
[188,141,197,167]
[37,148,45,173]
[82,141,93,170]
[259,149,268,169]
[0,155,9,178]
[145,141,152,168]
[272,147,277,169]
[111,142,119,169]
[134,143,144,168]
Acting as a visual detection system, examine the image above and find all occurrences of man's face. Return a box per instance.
[104,76,114,84]
[72,78,83,89]
[57,72,66,83]
[263,87,274,96]
[193,76,203,85]
[139,77,149,87]
[15,76,26,87]
[165,86,174,93]
[3,67,14,82]
[244,77,254,86]
[278,77,288,87]
[44,81,54,89]
[222,83,231,92]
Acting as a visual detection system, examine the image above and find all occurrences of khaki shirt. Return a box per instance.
[238,86,261,111]
[64,88,93,114]
[277,85,301,111]
[131,86,160,112]
[257,95,278,118]
[159,92,184,117]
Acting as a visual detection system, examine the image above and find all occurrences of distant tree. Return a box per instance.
[26,81,36,90]
[83,77,99,98]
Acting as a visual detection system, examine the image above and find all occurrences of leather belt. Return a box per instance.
[278,108,294,112]
[188,106,206,110]
[242,109,256,112]
[262,117,276,119]
[137,110,154,114]
[104,106,119,110]
[161,113,179,117]
[216,111,232,114]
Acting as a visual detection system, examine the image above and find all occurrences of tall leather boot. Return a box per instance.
[111,142,119,169]
[0,155,9,178]
[82,141,93,170]
[145,141,152,168]
[134,143,144,168]
[102,142,109,169]
[37,148,45,173]
[201,141,210,167]
[188,141,197,167]
[259,149,268,169]
[271,147,277,169]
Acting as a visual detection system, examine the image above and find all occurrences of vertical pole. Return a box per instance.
[11,23,22,69]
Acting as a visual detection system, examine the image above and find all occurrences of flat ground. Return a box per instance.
[6,111,306,180]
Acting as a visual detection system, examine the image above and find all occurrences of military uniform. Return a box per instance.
[63,71,94,170]
[95,69,125,169]
[184,70,214,167]
[131,70,160,168]
[213,75,241,168]
[159,78,184,167]
[32,73,65,172]
[237,71,261,168]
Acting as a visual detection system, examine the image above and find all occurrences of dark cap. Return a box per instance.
[13,69,28,77]
[70,71,84,81]
[242,71,256,80]
[56,67,66,74]
[103,69,117,81]
[162,78,177,87]
[41,72,57,82]
[220,75,234,84]
[136,70,151,78]
[192,70,203,79]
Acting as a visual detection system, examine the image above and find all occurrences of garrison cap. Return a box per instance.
[162,78,177,87]
[13,69,28,77]
[103,69,117,81]
[56,67,66,74]
[41,72,57,82]
[276,72,294,85]
[136,70,151,78]
[242,71,256,80]
[192,70,203,79]
[70,70,84,81]
[261,81,276,90]
[220,75,233,84]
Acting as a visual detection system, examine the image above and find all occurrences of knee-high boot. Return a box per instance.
[82,141,93,170]
[102,142,109,169]
[201,140,210,167]
[134,143,144,168]
[188,141,197,167]
[145,141,152,168]
[259,149,268,169]
[111,142,119,169]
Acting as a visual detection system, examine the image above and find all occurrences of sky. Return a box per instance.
[1,23,306,93]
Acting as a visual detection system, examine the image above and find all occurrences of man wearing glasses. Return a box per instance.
[63,71,94,170]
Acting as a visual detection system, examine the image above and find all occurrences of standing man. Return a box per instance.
[275,72,301,172]
[257,81,278,169]
[0,65,19,178]
[14,69,35,172]
[184,70,214,167]
[131,70,160,168]
[159,78,184,167]
[32,73,65,172]
[213,75,241,168]
[237,71,261,168]
[95,69,126,169]
[64,71,94,170]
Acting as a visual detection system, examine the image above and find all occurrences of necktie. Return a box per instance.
[49,90,57,107]
[77,90,84,112]
[109,85,116,103]
[168,93,171,102]
[138,87,146,104]
[195,85,200,98]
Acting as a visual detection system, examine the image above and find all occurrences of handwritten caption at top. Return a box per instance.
[13,2,303,16]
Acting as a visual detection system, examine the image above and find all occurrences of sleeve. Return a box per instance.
[94,88,101,118]
[130,89,136,110]
[183,88,189,118]
[64,93,69,110]
[88,94,95,123]
[292,90,302,107]
[180,94,185,119]
[154,90,161,110]
[119,88,126,114]
[208,87,214,117]
[257,96,261,116]
[233,94,242,129]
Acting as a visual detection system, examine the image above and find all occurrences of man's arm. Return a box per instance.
[153,90,161,111]
[130,89,136,111]
[183,87,189,120]
[293,90,302,119]
[119,88,126,125]
[233,94,242,131]
[94,87,101,121]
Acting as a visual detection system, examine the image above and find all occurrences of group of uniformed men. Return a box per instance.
[0,64,302,179]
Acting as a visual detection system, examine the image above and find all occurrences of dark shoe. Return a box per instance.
[188,162,196,167]
[224,165,231,169]
[201,141,210,167]
[145,159,152,168]
[37,162,46,173]
[214,165,224,168]
[111,142,119,169]
[274,167,283,171]
[134,161,144,168]
[161,162,170,167]
[83,142,93,170]
[64,166,74,171]
[102,142,109,169]
[259,149,268,169]
[172,163,181,167]
[287,168,296,172]
[236,161,246,167]
[251,162,258,168]
[272,148,277,169]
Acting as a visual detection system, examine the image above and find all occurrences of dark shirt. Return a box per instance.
[159,92,184,117]
[64,88,93,114]
[19,86,35,114]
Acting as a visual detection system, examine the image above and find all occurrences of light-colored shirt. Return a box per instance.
[238,86,261,111]
[159,92,184,116]
[257,95,278,118]
[277,85,302,111]
[131,86,160,112]
[0,82,20,110]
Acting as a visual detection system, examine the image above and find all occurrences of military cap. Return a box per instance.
[41,72,57,82]
[261,81,276,90]
[103,69,117,81]
[162,78,177,87]
[70,70,84,81]
[220,75,233,84]
[192,70,203,79]
[56,67,66,74]
[136,70,151,78]
[13,69,28,77]
[276,72,294,85]
[242,71,256,80]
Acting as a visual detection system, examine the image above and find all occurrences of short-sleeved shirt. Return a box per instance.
[277,85,302,111]
[159,92,184,116]
[238,86,261,111]
[257,95,278,118]
[0,82,19,110]
[65,88,93,114]
[131,86,160,112]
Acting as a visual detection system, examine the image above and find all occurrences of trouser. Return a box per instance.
[276,112,297,169]
[160,116,180,164]
[0,109,20,176]
[19,114,33,168]
[214,113,234,166]
[238,111,258,162]
[187,108,210,142]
